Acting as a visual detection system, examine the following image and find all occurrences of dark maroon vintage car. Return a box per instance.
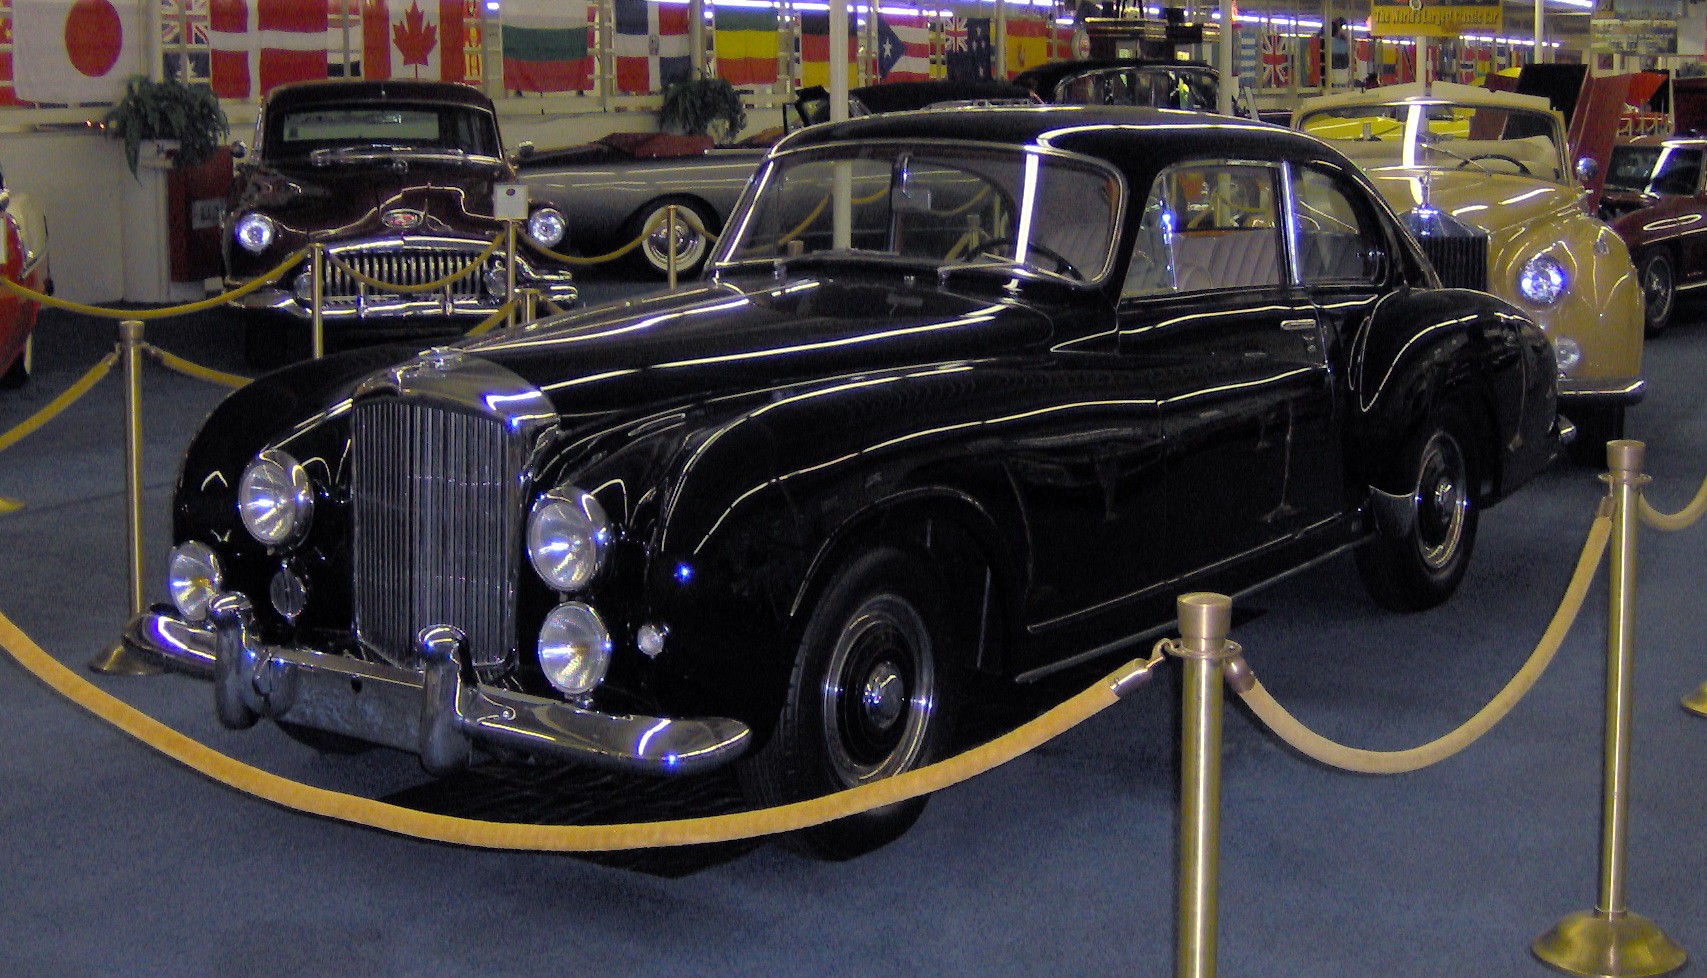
[224,79,578,366]
[1599,135,1707,334]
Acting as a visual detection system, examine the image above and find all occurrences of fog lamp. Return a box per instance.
[270,565,309,622]
[538,602,612,696]
[483,264,509,298]
[168,541,223,621]
[1554,336,1584,377]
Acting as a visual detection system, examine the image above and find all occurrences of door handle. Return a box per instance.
[1280,319,1316,331]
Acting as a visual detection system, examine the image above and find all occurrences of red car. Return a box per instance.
[0,174,49,389]
[1598,135,1707,335]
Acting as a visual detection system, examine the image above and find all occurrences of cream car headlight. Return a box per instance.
[526,207,568,248]
[167,541,223,621]
[1554,336,1583,377]
[538,601,612,695]
[233,212,276,255]
[1518,254,1568,306]
[238,449,313,546]
[527,486,611,592]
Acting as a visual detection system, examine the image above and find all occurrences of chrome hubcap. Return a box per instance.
[821,594,934,787]
[1415,432,1467,572]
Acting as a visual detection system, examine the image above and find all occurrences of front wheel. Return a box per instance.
[1637,250,1676,336]
[1357,414,1479,611]
[737,547,958,860]
[628,199,716,280]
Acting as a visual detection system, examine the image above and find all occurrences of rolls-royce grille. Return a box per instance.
[323,247,489,301]
[1418,235,1489,292]
[352,399,520,669]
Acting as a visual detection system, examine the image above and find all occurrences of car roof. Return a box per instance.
[261,78,496,111]
[1014,57,1217,94]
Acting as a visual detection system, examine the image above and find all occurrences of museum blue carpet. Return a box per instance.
[1,298,1703,978]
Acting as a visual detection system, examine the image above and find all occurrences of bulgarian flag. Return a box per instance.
[502,0,592,92]
[714,6,776,86]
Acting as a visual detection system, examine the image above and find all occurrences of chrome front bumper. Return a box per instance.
[229,280,579,322]
[1558,376,1646,405]
[125,594,750,777]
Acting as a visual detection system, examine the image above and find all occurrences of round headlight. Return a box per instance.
[233,212,276,255]
[1554,336,1584,377]
[238,449,313,546]
[168,541,224,621]
[526,207,568,248]
[527,487,611,592]
[1518,253,1568,306]
[538,602,612,696]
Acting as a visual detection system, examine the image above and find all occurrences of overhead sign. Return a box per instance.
[1370,0,1502,38]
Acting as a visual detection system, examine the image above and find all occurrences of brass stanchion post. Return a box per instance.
[310,242,325,359]
[91,320,162,675]
[667,202,679,290]
[1534,440,1685,978]
[521,286,539,325]
[1171,592,1237,978]
[505,221,518,330]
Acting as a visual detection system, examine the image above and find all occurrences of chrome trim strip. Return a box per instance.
[1557,377,1646,404]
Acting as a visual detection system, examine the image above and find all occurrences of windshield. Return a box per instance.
[720,143,1121,283]
[1298,101,1564,180]
[1605,145,1704,196]
[265,103,501,161]
[1056,67,1217,111]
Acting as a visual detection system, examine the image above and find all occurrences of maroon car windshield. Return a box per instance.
[1604,145,1705,196]
[267,103,501,160]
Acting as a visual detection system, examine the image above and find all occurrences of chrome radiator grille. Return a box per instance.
[1418,235,1489,292]
[351,399,520,669]
[323,246,488,301]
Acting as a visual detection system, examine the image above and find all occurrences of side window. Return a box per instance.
[1292,166,1386,285]
[1122,163,1283,298]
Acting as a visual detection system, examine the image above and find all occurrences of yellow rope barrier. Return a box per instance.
[0,607,1161,851]
[0,249,310,320]
[0,350,118,454]
[531,212,671,266]
[144,345,250,390]
[0,497,22,514]
[462,301,516,338]
[323,235,502,294]
[1236,512,1611,774]
[1638,468,1707,531]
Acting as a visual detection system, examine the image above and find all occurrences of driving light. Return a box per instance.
[482,264,509,297]
[527,487,611,592]
[168,541,224,621]
[1554,336,1583,377]
[1518,254,1567,306]
[538,601,612,695]
[526,207,568,248]
[238,449,314,546]
[233,213,276,254]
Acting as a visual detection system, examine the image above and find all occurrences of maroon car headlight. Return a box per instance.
[233,212,276,255]
[526,207,567,248]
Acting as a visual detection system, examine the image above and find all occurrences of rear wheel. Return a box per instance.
[0,334,31,389]
[1638,250,1676,336]
[1357,412,1479,611]
[627,199,716,280]
[737,547,958,860]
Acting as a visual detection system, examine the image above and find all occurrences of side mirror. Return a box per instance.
[230,141,248,161]
[1575,156,1598,183]
[515,141,536,161]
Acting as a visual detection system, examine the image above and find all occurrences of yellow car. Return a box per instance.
[1297,81,1644,445]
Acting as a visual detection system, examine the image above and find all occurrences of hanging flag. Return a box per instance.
[876,12,928,82]
[1259,32,1290,87]
[13,0,147,104]
[943,16,990,81]
[0,0,29,105]
[1235,26,1258,79]
[613,0,688,94]
[1353,36,1371,81]
[502,0,591,92]
[713,7,776,85]
[1004,14,1047,78]
[160,0,209,45]
[798,10,854,89]
[1399,42,1415,82]
[361,0,464,82]
[210,0,328,99]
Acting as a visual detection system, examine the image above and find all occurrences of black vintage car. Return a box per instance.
[224,79,580,366]
[130,106,1559,859]
[1015,58,1220,112]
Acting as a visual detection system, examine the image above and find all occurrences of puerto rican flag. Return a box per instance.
[210,0,328,98]
[875,13,928,82]
[613,0,689,94]
[361,0,466,83]
[1259,32,1290,88]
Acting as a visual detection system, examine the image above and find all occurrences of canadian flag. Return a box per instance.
[210,0,329,99]
[12,0,146,105]
[362,0,466,83]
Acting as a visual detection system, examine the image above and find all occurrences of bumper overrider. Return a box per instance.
[125,593,751,777]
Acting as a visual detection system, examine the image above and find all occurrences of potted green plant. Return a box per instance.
[103,76,229,177]
[660,72,747,144]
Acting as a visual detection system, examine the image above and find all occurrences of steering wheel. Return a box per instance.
[974,237,1084,280]
[1458,153,1531,176]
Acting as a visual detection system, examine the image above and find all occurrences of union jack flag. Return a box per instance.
[1259,32,1290,87]
[161,0,210,45]
[944,16,969,51]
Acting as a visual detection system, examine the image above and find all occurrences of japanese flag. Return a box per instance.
[12,0,146,105]
[362,0,466,83]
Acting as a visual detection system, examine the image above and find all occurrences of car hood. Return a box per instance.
[1363,169,1585,234]
[446,273,1059,420]
[236,155,509,231]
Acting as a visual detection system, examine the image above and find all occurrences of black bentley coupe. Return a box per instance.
[130,106,1560,859]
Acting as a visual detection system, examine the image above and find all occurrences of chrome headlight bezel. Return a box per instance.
[537,601,612,696]
[238,449,314,547]
[167,541,224,621]
[526,486,612,593]
[233,212,277,255]
[1518,252,1568,307]
[526,206,568,248]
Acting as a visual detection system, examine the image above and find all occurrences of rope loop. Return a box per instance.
[0,349,119,455]
[462,301,516,338]
[144,344,250,390]
[0,248,309,320]
[1638,467,1707,531]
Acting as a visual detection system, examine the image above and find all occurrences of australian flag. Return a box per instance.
[945,16,992,81]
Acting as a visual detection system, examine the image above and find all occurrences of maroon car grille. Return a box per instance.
[351,398,521,669]
[322,245,491,302]
[1418,235,1488,292]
